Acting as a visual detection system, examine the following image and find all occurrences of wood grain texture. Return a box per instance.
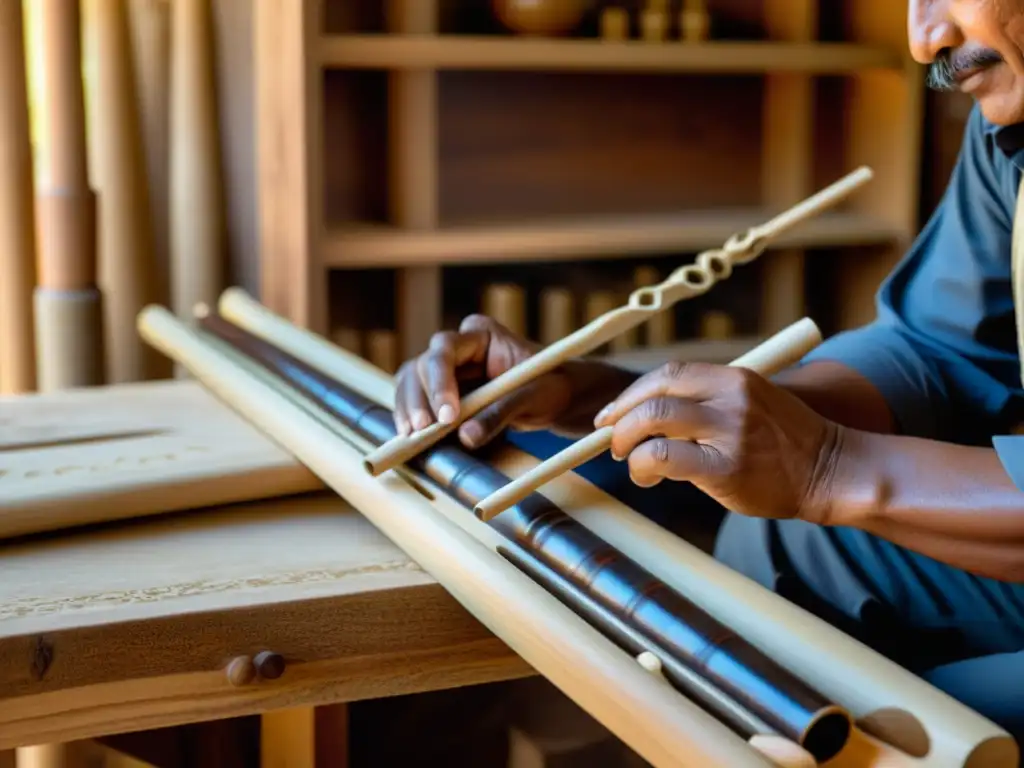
[0,492,530,749]
[0,380,322,540]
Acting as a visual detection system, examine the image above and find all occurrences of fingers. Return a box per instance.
[608,396,722,460]
[415,329,490,423]
[625,437,725,487]
[594,361,748,428]
[394,361,432,435]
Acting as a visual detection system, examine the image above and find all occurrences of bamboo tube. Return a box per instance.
[473,317,822,520]
[0,0,37,394]
[539,286,574,345]
[169,0,224,339]
[129,0,171,311]
[212,288,1020,768]
[700,310,735,340]
[137,304,775,768]
[483,283,527,337]
[89,0,163,383]
[363,166,873,476]
[585,290,636,352]
[34,0,104,392]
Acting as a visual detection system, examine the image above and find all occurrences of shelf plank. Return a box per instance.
[318,35,903,74]
[322,210,905,268]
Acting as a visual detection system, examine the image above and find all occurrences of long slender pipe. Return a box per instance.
[196,310,852,765]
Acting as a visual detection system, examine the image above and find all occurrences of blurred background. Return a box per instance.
[0,0,977,765]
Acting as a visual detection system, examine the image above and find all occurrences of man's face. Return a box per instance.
[911,0,1024,124]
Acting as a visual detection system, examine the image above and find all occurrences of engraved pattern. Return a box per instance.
[0,560,424,620]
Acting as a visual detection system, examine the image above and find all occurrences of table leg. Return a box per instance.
[260,703,348,768]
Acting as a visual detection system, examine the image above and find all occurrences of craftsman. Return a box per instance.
[393,0,1024,741]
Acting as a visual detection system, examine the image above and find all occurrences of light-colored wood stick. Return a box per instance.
[473,316,822,520]
[363,167,872,476]
[137,303,776,768]
[634,266,673,346]
[170,0,224,347]
[0,0,38,395]
[89,0,162,383]
[34,0,104,392]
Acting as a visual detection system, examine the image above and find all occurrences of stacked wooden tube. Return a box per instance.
[0,0,222,395]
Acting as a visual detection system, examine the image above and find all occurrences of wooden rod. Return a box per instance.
[473,317,822,520]
[362,167,872,476]
[137,303,776,768]
[34,0,104,391]
[90,0,163,383]
[169,0,224,336]
[0,0,38,394]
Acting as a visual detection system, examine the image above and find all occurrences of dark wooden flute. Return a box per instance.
[197,311,851,763]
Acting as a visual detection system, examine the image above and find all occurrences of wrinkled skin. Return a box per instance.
[913,0,1024,125]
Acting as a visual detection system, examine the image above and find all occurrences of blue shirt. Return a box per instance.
[803,105,1024,488]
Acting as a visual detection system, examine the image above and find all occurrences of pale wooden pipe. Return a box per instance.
[0,0,38,394]
[90,0,163,383]
[34,0,105,392]
[473,317,822,521]
[129,0,172,313]
[212,287,1020,768]
[170,0,224,342]
[363,167,872,477]
[138,303,777,768]
[483,283,527,337]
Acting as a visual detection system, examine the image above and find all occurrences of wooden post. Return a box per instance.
[89,0,165,382]
[0,0,37,394]
[261,704,349,768]
[389,0,442,361]
[34,0,104,392]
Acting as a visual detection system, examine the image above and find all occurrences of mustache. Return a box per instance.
[926,46,1003,90]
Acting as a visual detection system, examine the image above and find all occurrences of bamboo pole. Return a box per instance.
[33,0,104,391]
[89,0,163,382]
[169,0,224,355]
[0,0,37,394]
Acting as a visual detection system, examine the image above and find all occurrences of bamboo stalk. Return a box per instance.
[0,0,37,394]
[89,0,163,382]
[34,0,104,391]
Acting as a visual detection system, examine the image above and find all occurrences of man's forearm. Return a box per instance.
[773,360,896,434]
[816,429,1024,582]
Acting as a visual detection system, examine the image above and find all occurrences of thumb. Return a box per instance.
[457,385,537,449]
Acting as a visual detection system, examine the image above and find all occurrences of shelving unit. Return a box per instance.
[255,0,923,370]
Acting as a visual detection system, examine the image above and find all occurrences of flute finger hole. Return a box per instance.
[681,266,710,288]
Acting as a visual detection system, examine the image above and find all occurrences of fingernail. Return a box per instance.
[594,404,612,425]
[412,409,431,430]
[438,404,456,424]
[460,422,483,448]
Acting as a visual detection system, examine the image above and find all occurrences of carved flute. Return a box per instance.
[362,166,874,477]
[197,310,852,764]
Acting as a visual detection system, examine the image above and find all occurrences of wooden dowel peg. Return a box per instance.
[699,310,735,340]
[600,7,629,40]
[679,0,710,42]
[539,287,575,345]
[483,282,527,337]
[473,318,822,520]
[640,6,668,42]
[362,168,871,477]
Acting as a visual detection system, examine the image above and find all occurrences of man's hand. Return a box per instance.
[394,314,575,449]
[593,360,843,522]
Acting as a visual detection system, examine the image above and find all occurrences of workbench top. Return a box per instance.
[0,382,531,749]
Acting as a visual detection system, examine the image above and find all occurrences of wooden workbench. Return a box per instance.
[0,381,533,760]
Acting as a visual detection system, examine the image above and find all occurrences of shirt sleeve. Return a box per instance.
[797,105,1020,450]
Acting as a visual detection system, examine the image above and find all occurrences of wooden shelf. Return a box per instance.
[600,337,761,371]
[323,210,905,268]
[319,35,903,74]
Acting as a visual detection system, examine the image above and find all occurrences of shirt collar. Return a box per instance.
[986,118,1024,169]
